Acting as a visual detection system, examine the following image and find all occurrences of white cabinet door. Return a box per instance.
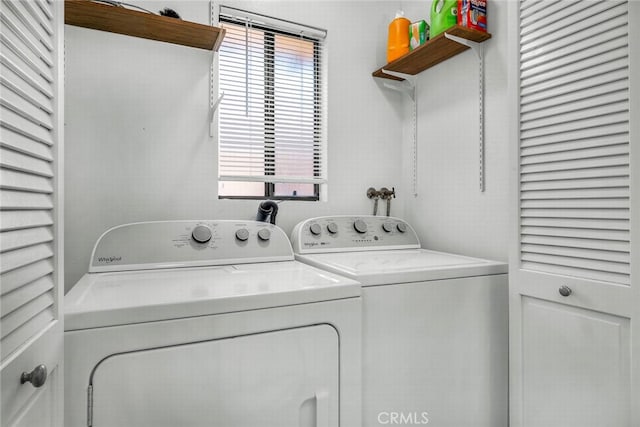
[508,1,640,426]
[90,325,339,427]
[0,0,64,425]
[520,297,630,426]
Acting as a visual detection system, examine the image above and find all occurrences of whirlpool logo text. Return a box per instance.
[98,256,122,264]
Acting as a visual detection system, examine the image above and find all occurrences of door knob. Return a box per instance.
[558,285,572,297]
[21,364,47,388]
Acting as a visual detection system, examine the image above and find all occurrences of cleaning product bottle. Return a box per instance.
[387,11,411,63]
[430,0,458,38]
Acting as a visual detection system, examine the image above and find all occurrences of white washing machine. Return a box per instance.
[291,216,508,427]
[64,220,362,427]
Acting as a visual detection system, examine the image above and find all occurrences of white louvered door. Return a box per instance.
[509,1,639,426]
[0,0,63,426]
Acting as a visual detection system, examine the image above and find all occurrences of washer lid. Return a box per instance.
[295,249,507,286]
[64,261,360,331]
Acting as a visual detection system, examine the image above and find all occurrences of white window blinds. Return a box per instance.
[217,6,326,199]
[0,0,58,361]
[518,0,630,285]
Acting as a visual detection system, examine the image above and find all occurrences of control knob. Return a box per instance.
[192,225,212,243]
[258,229,271,241]
[353,219,368,234]
[235,228,249,242]
[327,222,338,234]
[397,223,407,233]
[309,223,322,236]
[382,222,394,232]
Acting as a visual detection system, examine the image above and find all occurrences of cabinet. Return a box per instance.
[64,0,225,51]
[509,1,639,426]
[0,0,64,425]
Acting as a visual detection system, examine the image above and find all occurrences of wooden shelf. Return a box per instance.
[65,0,225,51]
[373,25,491,81]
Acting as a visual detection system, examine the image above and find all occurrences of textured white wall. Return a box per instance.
[400,1,510,262]
[64,0,405,291]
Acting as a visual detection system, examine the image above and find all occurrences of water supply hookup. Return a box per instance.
[367,187,396,216]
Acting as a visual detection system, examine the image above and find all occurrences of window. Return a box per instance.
[217,6,326,200]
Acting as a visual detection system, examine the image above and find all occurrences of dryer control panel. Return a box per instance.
[291,216,421,254]
[90,221,294,272]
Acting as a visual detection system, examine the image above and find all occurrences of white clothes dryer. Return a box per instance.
[64,220,361,427]
[291,216,508,427]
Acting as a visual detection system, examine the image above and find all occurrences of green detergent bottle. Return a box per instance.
[430,0,458,38]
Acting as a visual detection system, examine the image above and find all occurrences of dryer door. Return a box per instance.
[89,325,338,427]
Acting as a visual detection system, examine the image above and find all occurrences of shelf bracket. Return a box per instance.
[379,69,418,197]
[445,32,486,192]
[380,69,416,101]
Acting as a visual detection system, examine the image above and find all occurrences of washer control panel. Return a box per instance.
[90,220,293,272]
[291,216,420,254]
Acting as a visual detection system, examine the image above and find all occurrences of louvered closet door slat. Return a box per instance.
[0,227,53,252]
[521,19,628,74]
[0,127,53,160]
[1,65,54,113]
[520,102,628,132]
[21,0,53,36]
[520,176,628,191]
[1,27,54,84]
[519,0,630,286]
[521,217,629,231]
[521,91,628,124]
[521,54,629,95]
[0,51,54,98]
[0,168,52,192]
[522,208,629,220]
[3,0,53,55]
[520,122,628,148]
[520,0,574,30]
[1,291,53,338]
[521,69,628,107]
[521,144,629,165]
[0,11,53,74]
[521,198,629,209]
[0,106,53,145]
[521,244,629,264]
[520,112,628,140]
[1,307,54,360]
[521,79,629,115]
[0,0,57,364]
[1,85,53,129]
[0,243,53,274]
[521,134,628,156]
[1,276,53,318]
[520,0,554,19]
[520,1,625,51]
[0,190,53,210]
[0,259,53,295]
[35,0,52,19]
[521,235,630,253]
[521,57,628,97]
[0,147,53,176]
[521,226,628,241]
[521,253,629,275]
[0,211,53,231]
[520,153,628,173]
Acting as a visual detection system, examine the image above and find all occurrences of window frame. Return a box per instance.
[217,15,323,201]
